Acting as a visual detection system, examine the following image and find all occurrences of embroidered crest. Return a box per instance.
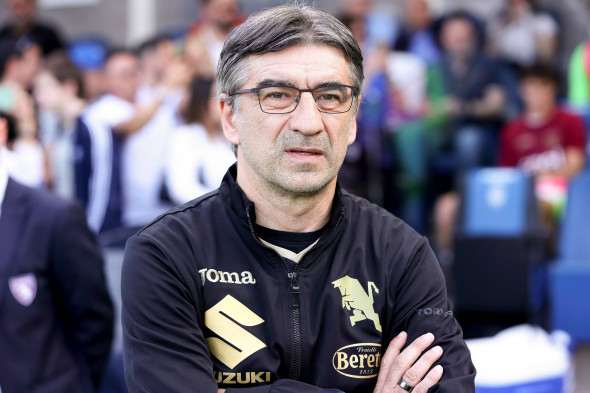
[9,273,37,306]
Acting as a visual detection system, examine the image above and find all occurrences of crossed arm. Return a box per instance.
[216,332,443,393]
[123,235,474,393]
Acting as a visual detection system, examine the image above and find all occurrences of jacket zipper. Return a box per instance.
[287,271,301,380]
[245,205,345,381]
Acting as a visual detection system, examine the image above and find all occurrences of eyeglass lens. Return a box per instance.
[258,86,354,114]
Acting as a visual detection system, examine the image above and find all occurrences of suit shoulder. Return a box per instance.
[11,180,78,215]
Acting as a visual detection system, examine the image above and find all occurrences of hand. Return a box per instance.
[444,97,462,116]
[373,332,443,393]
[10,87,37,138]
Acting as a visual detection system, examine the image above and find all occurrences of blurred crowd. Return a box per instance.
[0,0,588,255]
[1,0,589,390]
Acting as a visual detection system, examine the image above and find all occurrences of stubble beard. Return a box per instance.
[240,130,347,199]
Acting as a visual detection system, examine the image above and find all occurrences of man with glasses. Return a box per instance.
[122,4,475,393]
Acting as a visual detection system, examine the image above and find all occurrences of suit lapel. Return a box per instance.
[0,179,30,272]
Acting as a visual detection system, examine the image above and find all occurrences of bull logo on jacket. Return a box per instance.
[332,275,382,332]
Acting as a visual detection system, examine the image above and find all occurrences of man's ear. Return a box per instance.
[347,97,360,146]
[219,95,240,146]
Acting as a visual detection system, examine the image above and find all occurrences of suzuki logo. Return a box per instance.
[205,295,266,369]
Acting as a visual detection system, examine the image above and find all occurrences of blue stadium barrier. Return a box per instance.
[549,170,590,343]
[463,168,529,236]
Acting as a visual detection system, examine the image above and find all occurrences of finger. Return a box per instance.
[399,345,443,388]
[410,364,443,393]
[373,331,407,392]
[383,332,435,386]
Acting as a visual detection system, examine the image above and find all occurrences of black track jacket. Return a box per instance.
[122,165,476,393]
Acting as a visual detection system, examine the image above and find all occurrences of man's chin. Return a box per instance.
[276,173,336,197]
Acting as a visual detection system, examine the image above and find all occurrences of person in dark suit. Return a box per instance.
[0,111,114,392]
[0,0,64,57]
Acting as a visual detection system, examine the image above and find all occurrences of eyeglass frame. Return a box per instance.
[229,84,360,114]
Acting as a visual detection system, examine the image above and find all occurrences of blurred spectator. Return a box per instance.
[68,38,110,102]
[79,48,189,232]
[0,36,44,187]
[387,52,447,233]
[0,111,114,393]
[342,0,399,49]
[185,0,245,77]
[430,11,508,260]
[0,35,41,92]
[34,53,86,199]
[338,4,398,210]
[500,64,586,220]
[434,64,586,261]
[0,0,64,56]
[436,11,506,172]
[567,18,590,137]
[166,76,234,205]
[136,34,177,102]
[567,38,590,110]
[75,49,139,233]
[393,0,441,65]
[487,0,558,71]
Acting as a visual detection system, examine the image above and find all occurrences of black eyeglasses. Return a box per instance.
[230,84,359,114]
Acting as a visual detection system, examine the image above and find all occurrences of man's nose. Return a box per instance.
[288,92,323,135]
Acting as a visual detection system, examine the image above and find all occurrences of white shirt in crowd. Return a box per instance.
[84,90,183,228]
[4,139,44,188]
[166,123,235,205]
[122,87,182,227]
[82,94,134,232]
[488,10,558,67]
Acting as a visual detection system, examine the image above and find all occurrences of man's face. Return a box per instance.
[521,77,556,113]
[441,18,475,57]
[104,53,139,102]
[33,70,63,112]
[9,0,35,20]
[221,45,358,196]
[16,44,41,89]
[406,0,431,30]
[206,0,238,31]
[344,0,372,19]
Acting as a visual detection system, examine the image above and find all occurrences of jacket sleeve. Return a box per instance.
[122,235,344,393]
[50,201,114,389]
[387,237,476,393]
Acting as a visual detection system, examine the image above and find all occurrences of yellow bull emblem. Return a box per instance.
[332,275,382,332]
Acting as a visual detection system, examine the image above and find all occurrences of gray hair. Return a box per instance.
[216,3,364,109]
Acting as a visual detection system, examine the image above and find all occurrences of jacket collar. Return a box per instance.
[0,178,30,272]
[0,148,9,216]
[219,163,346,235]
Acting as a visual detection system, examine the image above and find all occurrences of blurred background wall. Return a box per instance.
[0,0,588,59]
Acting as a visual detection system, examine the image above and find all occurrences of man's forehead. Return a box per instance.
[244,45,353,87]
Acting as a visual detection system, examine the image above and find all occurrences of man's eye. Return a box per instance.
[319,94,338,101]
[269,92,287,99]
[318,93,343,102]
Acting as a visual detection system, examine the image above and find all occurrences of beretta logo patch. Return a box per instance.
[332,343,381,379]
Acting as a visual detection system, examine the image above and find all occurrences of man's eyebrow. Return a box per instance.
[255,79,350,89]
[314,80,349,89]
[256,79,297,88]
